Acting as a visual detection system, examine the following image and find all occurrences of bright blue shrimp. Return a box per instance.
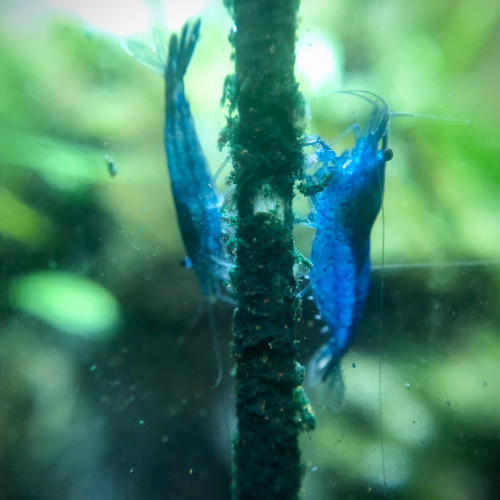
[124,19,226,296]
[304,91,393,393]
[164,20,226,298]
[124,19,227,386]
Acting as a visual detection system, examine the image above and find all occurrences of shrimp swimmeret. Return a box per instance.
[303,91,393,395]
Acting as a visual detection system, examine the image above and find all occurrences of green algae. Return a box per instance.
[221,1,315,499]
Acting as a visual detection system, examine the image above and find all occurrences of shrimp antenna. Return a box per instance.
[308,89,386,105]
[307,90,390,117]
[307,90,469,124]
[212,156,231,185]
[390,111,470,124]
[377,159,388,497]
[208,302,223,389]
[335,89,388,107]
[372,259,500,271]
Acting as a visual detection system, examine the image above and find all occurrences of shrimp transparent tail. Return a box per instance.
[122,18,202,82]
[307,343,345,404]
[121,26,169,76]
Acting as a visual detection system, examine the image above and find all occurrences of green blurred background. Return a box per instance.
[0,0,499,499]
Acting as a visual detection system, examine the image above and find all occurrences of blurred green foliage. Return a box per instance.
[0,0,499,499]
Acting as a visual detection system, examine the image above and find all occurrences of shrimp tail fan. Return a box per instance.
[307,343,345,402]
[121,24,170,76]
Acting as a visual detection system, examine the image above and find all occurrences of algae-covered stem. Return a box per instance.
[221,0,315,499]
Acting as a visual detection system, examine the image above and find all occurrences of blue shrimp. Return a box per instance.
[125,20,227,386]
[304,91,393,393]
[124,19,226,297]
[164,20,226,298]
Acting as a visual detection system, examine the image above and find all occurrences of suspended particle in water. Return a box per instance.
[104,155,117,177]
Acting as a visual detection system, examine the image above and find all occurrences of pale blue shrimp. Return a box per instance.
[303,91,393,393]
[124,19,227,385]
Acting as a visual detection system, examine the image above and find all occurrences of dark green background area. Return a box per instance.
[0,0,499,499]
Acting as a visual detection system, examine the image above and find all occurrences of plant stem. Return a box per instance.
[221,1,315,499]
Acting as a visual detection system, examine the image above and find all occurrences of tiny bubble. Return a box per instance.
[129,468,134,474]
[189,468,193,475]
[161,434,169,443]
[90,365,97,371]
[405,383,411,389]
[311,466,318,472]
[138,419,145,426]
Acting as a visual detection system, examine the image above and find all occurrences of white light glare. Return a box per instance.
[46,0,207,36]
[296,34,341,90]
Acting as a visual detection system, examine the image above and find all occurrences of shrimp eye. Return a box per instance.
[181,257,193,269]
[378,148,393,163]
